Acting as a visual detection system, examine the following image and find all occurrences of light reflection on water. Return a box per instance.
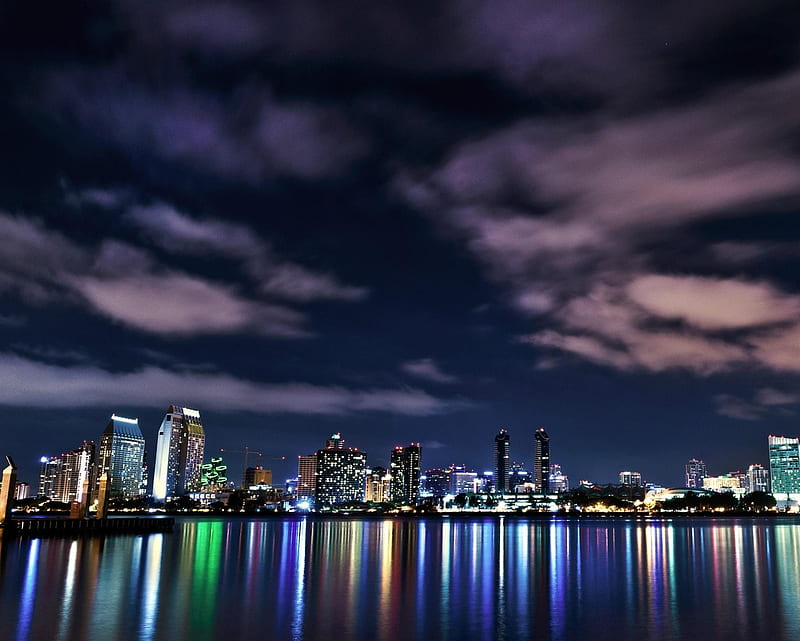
[1,517,800,641]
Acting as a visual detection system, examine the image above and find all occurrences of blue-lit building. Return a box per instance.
[769,435,800,495]
[97,414,146,498]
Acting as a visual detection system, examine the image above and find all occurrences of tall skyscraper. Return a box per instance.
[685,458,707,488]
[389,443,422,505]
[745,463,769,493]
[315,434,367,509]
[769,435,800,495]
[297,455,317,501]
[534,428,550,494]
[549,463,569,493]
[153,406,206,500]
[38,456,61,499]
[97,414,146,498]
[494,429,510,493]
[54,441,95,503]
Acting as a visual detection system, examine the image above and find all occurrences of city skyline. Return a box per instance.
[3,2,800,494]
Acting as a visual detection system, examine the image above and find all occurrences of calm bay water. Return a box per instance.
[1,516,800,641]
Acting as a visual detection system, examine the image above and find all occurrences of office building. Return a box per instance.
[97,414,146,498]
[509,462,529,492]
[244,466,272,488]
[534,428,550,494]
[365,466,392,503]
[619,471,643,487]
[153,406,206,500]
[54,441,95,504]
[389,443,422,505]
[315,434,367,508]
[769,435,800,495]
[14,482,29,501]
[702,474,742,492]
[549,463,569,493]
[745,464,769,493]
[38,456,61,499]
[685,458,707,488]
[200,457,228,490]
[422,468,450,497]
[297,455,318,501]
[494,429,510,493]
[449,465,478,494]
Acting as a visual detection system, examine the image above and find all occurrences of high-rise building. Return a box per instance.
[449,465,478,494]
[38,455,61,499]
[365,467,391,503]
[619,471,643,487]
[389,443,422,505]
[315,435,367,508]
[153,406,206,500]
[97,415,146,498]
[769,435,800,495]
[746,464,769,493]
[200,457,229,490]
[54,441,95,504]
[494,429,510,493]
[326,433,345,449]
[422,468,450,497]
[685,458,707,488]
[509,462,529,491]
[244,466,272,488]
[534,428,550,494]
[297,455,317,501]
[549,463,569,493]
[14,482,29,501]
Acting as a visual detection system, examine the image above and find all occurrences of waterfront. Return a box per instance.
[2,516,800,641]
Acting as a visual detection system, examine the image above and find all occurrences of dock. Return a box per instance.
[2,516,174,537]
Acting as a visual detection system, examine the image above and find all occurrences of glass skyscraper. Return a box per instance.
[768,435,800,495]
[389,443,422,505]
[534,427,550,494]
[153,406,206,500]
[494,429,510,493]
[53,441,95,503]
[685,458,707,488]
[97,415,145,498]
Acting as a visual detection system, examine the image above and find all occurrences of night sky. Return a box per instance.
[2,1,800,488]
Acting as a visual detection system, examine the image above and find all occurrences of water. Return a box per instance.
[1,516,799,641]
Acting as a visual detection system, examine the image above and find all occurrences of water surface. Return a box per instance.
[1,516,799,641]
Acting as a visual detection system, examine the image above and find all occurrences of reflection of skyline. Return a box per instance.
[1,518,799,640]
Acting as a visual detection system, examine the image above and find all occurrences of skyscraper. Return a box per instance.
[549,463,569,493]
[364,467,391,503]
[746,463,769,493]
[768,435,800,495]
[534,428,550,494]
[54,441,95,503]
[422,468,450,497]
[153,406,205,500]
[315,434,367,509]
[389,443,422,505]
[494,429,510,493]
[38,456,61,499]
[685,458,707,488]
[97,414,146,498]
[297,455,317,501]
[619,471,643,486]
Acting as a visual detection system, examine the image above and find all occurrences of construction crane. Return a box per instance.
[219,447,287,488]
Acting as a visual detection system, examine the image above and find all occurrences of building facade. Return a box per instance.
[365,466,392,503]
[97,414,146,498]
[422,468,450,497]
[534,428,550,494]
[685,458,707,488]
[315,435,367,508]
[54,441,95,504]
[38,456,61,499]
[153,406,206,500]
[769,435,800,495]
[746,463,769,493]
[389,443,422,505]
[494,429,510,493]
[619,471,643,487]
[549,463,569,493]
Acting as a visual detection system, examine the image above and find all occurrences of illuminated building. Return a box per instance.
[422,468,450,497]
[244,466,272,488]
[685,458,707,488]
[38,456,61,499]
[15,482,29,500]
[365,466,391,503]
[534,428,550,494]
[746,463,769,493]
[153,406,206,500]
[449,465,477,494]
[769,435,800,495]
[494,429,510,493]
[315,434,367,508]
[54,441,95,503]
[97,414,146,498]
[200,457,228,490]
[389,443,422,504]
[702,474,742,492]
[619,471,643,487]
[549,463,569,493]
[297,455,317,501]
[509,462,529,491]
